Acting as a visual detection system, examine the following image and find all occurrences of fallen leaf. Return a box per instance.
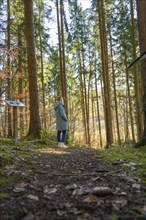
[123,162,137,167]
[115,199,127,207]
[13,182,27,193]
[13,187,25,193]
[5,165,15,170]
[57,209,66,216]
[83,195,99,203]
[132,205,146,214]
[132,183,141,189]
[27,194,39,201]
[120,191,127,196]
[112,203,120,212]
[43,186,57,195]
[72,188,85,196]
[66,183,78,190]
[71,208,82,215]
[91,176,100,182]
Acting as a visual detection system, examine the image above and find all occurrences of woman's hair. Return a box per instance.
[56,96,63,102]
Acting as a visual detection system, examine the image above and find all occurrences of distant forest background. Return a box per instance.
[0,0,146,148]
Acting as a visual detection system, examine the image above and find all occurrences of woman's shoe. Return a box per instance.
[60,143,68,149]
[58,142,61,148]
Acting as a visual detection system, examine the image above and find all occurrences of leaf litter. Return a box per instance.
[0,147,146,220]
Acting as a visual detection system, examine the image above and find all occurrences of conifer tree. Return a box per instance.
[23,0,42,137]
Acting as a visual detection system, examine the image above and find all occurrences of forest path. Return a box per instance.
[0,146,146,220]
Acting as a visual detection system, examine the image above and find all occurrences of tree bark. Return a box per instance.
[56,0,68,113]
[94,73,103,148]
[7,0,12,137]
[109,33,121,146]
[77,51,87,144]
[23,0,41,137]
[130,0,142,141]
[125,57,135,142]
[135,0,146,146]
[38,1,46,129]
[98,0,113,147]
[18,26,24,136]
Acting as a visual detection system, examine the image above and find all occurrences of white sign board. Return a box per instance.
[5,100,25,107]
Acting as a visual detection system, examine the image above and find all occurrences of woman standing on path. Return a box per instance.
[54,96,68,149]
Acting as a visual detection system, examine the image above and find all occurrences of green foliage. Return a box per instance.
[0,177,9,187]
[111,213,119,220]
[40,130,55,143]
[0,155,14,167]
[100,145,146,184]
[0,139,36,168]
[0,175,22,190]
[0,192,9,201]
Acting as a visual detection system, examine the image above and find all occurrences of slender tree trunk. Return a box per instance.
[125,57,135,142]
[136,0,146,146]
[109,33,121,146]
[18,26,24,137]
[82,57,90,146]
[94,73,103,148]
[7,0,12,137]
[77,51,87,143]
[87,73,91,146]
[60,0,67,112]
[56,0,63,90]
[56,0,68,113]
[124,94,129,145]
[38,1,46,129]
[24,0,41,137]
[91,91,96,144]
[98,0,113,147]
[24,86,28,136]
[130,0,142,141]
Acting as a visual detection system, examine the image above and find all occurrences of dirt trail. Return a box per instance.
[0,147,146,220]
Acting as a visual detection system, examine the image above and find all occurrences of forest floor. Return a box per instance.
[0,139,146,220]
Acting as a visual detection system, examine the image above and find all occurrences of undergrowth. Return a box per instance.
[100,145,146,184]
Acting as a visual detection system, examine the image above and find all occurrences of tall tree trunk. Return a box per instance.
[56,0,68,113]
[60,0,67,112]
[98,0,113,147]
[94,73,103,148]
[109,33,121,146]
[82,54,90,146]
[136,0,146,146]
[130,0,142,141]
[77,51,87,143]
[91,91,96,144]
[38,0,46,129]
[24,0,41,137]
[125,57,135,142]
[18,26,24,137]
[124,94,129,145]
[7,0,12,137]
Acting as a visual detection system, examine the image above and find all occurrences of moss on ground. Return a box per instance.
[100,145,146,184]
[0,192,9,201]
